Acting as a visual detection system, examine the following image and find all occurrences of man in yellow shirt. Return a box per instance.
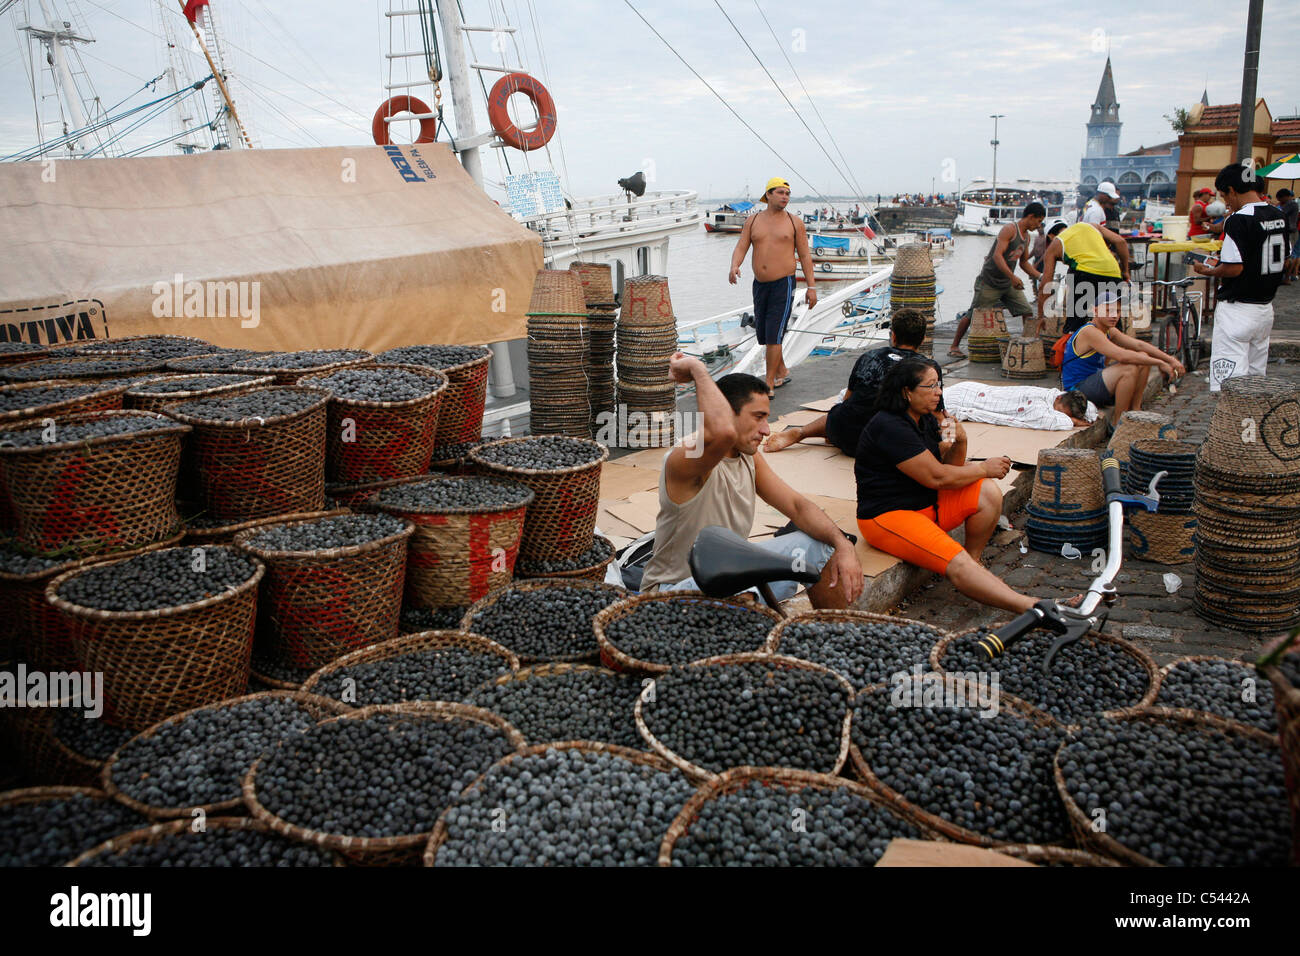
[1035,221,1131,334]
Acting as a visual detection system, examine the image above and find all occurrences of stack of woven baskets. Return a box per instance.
[966,308,1006,364]
[1000,336,1046,380]
[526,269,593,438]
[1193,376,1300,632]
[1106,410,1177,487]
[890,245,936,355]
[1124,439,1197,565]
[1025,448,1108,553]
[616,275,678,448]
[569,262,618,438]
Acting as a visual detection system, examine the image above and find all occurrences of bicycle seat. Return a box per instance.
[688,525,819,598]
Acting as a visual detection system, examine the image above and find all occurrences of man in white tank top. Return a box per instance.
[640,353,863,607]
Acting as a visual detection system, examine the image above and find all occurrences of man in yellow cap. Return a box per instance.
[728,177,817,389]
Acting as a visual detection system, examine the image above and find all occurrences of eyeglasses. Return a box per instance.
[912,382,943,391]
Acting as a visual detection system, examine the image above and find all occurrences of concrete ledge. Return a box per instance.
[1270,333,1300,361]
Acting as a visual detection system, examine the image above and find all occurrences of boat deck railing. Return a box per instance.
[520,189,704,239]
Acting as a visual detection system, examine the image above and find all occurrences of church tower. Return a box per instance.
[1086,57,1122,158]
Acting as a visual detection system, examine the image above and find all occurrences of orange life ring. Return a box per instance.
[371,95,437,146]
[487,73,557,152]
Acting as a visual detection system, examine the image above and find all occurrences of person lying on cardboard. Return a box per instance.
[942,381,1095,431]
[640,355,863,607]
[765,308,942,456]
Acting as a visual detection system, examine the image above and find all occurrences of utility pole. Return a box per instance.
[990,114,1005,204]
[1236,0,1264,164]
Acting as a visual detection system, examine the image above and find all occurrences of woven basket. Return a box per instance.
[996,844,1121,867]
[0,410,188,555]
[1144,654,1280,737]
[165,386,328,522]
[471,437,608,563]
[1053,710,1283,866]
[379,348,492,449]
[461,578,628,664]
[300,630,519,707]
[765,609,945,689]
[99,691,350,820]
[2,531,184,675]
[657,766,933,867]
[0,354,167,383]
[46,547,265,731]
[234,515,414,669]
[1125,510,1196,565]
[68,814,344,867]
[1260,643,1300,863]
[619,275,675,327]
[635,653,855,783]
[164,350,266,373]
[423,739,677,867]
[848,678,1071,848]
[3,702,108,788]
[1031,446,1104,517]
[242,701,526,866]
[324,475,425,510]
[0,344,50,367]
[228,351,372,385]
[299,364,448,484]
[123,374,274,414]
[528,268,589,315]
[568,261,617,306]
[1201,375,1300,476]
[66,334,215,357]
[514,534,615,581]
[0,379,131,428]
[1106,411,1177,465]
[592,590,782,675]
[0,785,151,861]
[363,476,533,611]
[182,508,350,546]
[1000,336,1046,379]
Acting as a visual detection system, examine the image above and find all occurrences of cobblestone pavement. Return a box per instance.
[893,344,1300,667]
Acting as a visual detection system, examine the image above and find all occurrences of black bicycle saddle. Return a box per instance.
[688,525,819,598]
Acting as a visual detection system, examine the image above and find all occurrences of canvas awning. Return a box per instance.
[0,144,543,351]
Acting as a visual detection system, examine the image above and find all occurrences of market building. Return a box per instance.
[1078,58,1180,206]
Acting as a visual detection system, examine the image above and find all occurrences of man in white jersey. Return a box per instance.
[1192,162,1291,392]
[1082,182,1120,226]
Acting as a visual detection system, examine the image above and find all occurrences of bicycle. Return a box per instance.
[1154,276,1206,372]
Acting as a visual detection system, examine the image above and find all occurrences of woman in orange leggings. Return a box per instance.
[854,358,1045,614]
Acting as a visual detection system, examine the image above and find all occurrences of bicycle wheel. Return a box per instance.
[1159,314,1182,359]
[1183,300,1203,370]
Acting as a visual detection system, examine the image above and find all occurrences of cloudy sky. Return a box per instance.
[2,0,1297,202]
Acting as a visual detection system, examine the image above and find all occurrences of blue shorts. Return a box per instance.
[1073,367,1114,407]
[752,275,795,346]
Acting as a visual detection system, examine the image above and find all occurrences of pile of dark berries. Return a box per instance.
[371,476,532,512]
[777,617,942,688]
[851,685,1070,844]
[311,642,514,706]
[602,598,773,666]
[434,747,694,866]
[108,696,321,810]
[400,605,468,633]
[250,652,314,688]
[1,414,178,448]
[79,825,337,867]
[670,780,923,867]
[0,342,45,355]
[242,513,407,553]
[0,542,65,576]
[475,436,603,470]
[0,383,96,412]
[2,356,161,381]
[940,631,1151,725]
[129,374,259,394]
[1155,658,1277,734]
[642,661,850,775]
[466,667,644,748]
[253,712,516,838]
[73,336,216,358]
[430,441,480,462]
[517,536,613,575]
[467,585,624,661]
[0,792,148,866]
[54,710,134,761]
[1060,717,1290,865]
[378,344,489,370]
[311,367,442,402]
[87,375,169,391]
[236,349,370,371]
[56,546,258,612]
[173,388,322,422]
[167,350,264,373]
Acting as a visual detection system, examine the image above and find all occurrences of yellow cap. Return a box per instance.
[759,177,790,202]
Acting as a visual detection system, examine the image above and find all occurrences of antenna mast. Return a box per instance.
[178,0,252,149]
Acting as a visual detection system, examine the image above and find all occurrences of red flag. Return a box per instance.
[183,0,210,24]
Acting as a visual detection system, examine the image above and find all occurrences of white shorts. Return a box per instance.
[1209,299,1273,392]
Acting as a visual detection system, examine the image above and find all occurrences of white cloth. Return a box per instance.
[1081,199,1107,226]
[1209,298,1273,392]
[943,381,1098,431]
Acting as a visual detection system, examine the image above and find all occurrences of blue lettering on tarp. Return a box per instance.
[384,145,425,183]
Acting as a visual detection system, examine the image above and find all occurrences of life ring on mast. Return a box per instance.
[372,96,437,146]
[487,72,557,151]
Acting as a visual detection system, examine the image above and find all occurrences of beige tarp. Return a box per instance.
[0,144,542,351]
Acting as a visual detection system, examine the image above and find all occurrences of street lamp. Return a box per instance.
[990,114,1005,206]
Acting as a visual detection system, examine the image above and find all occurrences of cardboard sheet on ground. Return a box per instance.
[805,494,902,578]
[800,394,841,412]
[759,448,857,501]
[600,462,661,500]
[964,422,1085,466]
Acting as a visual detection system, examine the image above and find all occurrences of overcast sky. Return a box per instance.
[2,0,1297,201]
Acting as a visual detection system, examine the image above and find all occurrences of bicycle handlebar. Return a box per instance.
[1151,278,1196,287]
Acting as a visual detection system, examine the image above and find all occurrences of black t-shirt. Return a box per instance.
[1218,203,1290,304]
[855,409,942,520]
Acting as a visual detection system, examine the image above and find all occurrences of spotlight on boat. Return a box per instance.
[617,171,647,199]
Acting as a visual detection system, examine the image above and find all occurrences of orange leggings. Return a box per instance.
[857,480,985,574]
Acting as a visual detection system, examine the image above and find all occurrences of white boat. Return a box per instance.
[954,179,1077,235]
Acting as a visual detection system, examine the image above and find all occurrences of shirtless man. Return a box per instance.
[729,177,817,390]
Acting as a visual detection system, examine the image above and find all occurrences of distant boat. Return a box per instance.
[703,200,756,233]
[955,179,1076,235]
[874,204,957,233]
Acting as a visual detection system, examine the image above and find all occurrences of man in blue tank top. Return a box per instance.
[1061,289,1183,414]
